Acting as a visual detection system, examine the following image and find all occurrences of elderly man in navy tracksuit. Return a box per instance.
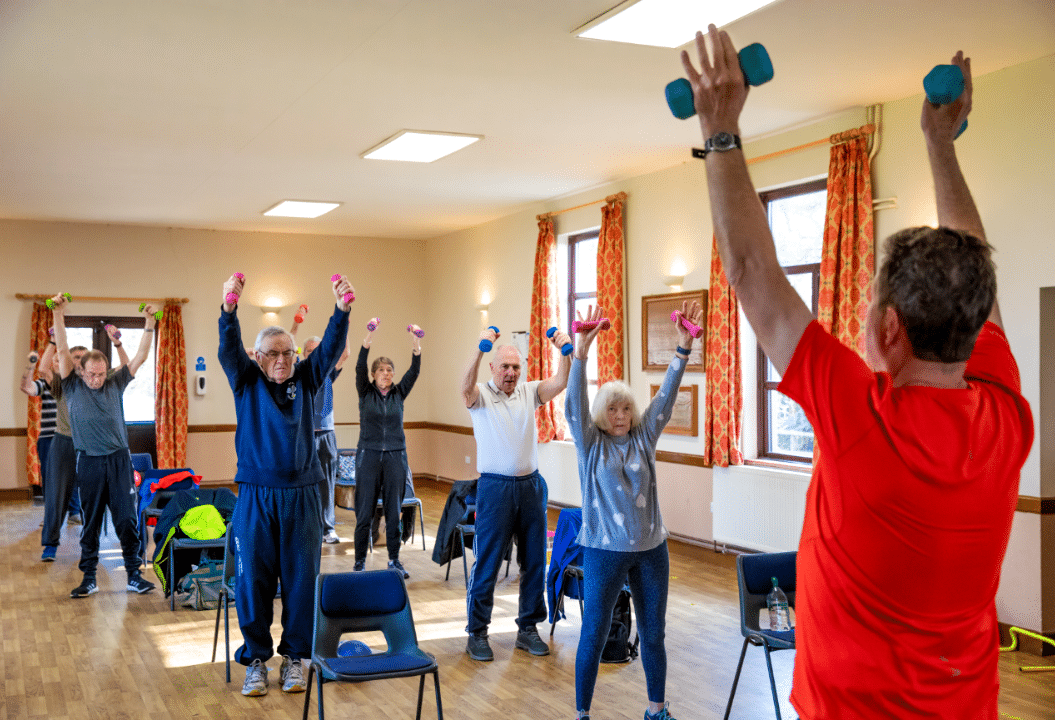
[218,272,353,698]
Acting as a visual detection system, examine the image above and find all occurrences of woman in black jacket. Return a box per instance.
[353,319,421,577]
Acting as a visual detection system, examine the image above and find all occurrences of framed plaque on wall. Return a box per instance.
[641,290,706,372]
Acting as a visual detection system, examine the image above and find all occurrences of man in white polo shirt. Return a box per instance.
[460,327,572,661]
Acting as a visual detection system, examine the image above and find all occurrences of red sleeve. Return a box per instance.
[965,322,1022,393]
[778,321,879,456]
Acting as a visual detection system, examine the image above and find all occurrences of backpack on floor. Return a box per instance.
[600,586,640,663]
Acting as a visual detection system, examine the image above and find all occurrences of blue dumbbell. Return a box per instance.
[923,64,968,139]
[479,326,500,353]
[666,42,774,120]
[546,327,573,356]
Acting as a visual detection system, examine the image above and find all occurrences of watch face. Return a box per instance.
[714,132,735,150]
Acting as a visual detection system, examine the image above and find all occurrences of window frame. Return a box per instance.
[567,228,600,396]
[756,178,826,462]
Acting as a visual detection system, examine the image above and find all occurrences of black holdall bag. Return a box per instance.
[600,586,640,663]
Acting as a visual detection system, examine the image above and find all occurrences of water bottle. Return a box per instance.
[767,576,790,631]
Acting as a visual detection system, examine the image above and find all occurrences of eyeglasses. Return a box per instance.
[261,349,294,360]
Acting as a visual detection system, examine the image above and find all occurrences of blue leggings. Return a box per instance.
[575,542,669,712]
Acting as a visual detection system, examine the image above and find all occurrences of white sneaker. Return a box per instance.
[242,658,268,697]
[323,532,340,544]
[280,655,307,693]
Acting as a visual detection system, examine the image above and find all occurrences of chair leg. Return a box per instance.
[433,669,444,720]
[418,500,427,552]
[763,644,783,720]
[170,547,176,611]
[224,596,231,683]
[550,582,568,637]
[212,593,222,662]
[415,673,426,720]
[460,531,470,587]
[723,638,751,720]
[316,672,326,720]
[301,663,314,720]
[444,554,452,581]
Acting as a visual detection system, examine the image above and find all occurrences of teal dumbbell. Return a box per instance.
[666,42,773,120]
[479,326,500,353]
[138,302,164,322]
[923,64,968,139]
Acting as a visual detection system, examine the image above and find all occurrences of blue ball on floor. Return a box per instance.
[338,640,372,657]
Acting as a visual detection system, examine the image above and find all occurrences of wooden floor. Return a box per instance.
[1,478,1051,720]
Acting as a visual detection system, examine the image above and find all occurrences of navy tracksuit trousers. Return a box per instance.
[465,471,548,635]
[76,449,141,579]
[233,482,322,664]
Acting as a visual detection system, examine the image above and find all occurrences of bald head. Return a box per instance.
[489,345,522,395]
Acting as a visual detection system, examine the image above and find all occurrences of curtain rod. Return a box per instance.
[747,124,875,167]
[537,191,627,222]
[16,294,189,304]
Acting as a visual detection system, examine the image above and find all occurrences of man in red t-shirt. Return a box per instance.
[680,26,1033,718]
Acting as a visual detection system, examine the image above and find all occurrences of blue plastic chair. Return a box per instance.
[302,570,442,720]
[724,551,796,720]
[211,524,236,682]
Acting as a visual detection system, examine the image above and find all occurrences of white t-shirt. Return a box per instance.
[468,380,542,477]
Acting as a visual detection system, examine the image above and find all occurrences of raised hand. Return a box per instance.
[675,300,704,351]
[922,51,972,145]
[574,305,605,360]
[680,25,749,139]
[223,273,245,313]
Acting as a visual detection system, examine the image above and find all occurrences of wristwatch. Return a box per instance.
[701,131,742,158]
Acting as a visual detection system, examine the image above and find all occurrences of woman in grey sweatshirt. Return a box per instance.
[565,302,703,720]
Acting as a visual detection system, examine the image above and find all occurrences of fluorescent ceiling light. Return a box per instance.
[576,0,780,49]
[263,200,341,218]
[362,130,482,163]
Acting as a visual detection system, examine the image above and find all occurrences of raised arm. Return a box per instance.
[36,341,57,384]
[566,306,605,446]
[681,25,813,376]
[127,305,158,377]
[921,52,1000,329]
[105,324,130,369]
[537,327,573,404]
[50,296,75,379]
[20,352,41,396]
[640,300,701,441]
[461,328,497,408]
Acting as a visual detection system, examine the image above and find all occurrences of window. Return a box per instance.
[757,179,826,461]
[63,315,157,422]
[567,229,599,400]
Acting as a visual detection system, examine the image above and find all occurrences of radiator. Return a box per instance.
[712,465,810,553]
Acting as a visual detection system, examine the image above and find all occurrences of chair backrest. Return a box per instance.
[737,551,796,635]
[313,570,419,658]
[130,453,154,473]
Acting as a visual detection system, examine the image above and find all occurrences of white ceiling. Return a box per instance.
[1,0,1053,240]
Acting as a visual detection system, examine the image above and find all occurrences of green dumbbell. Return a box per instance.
[138,303,164,322]
[45,292,72,310]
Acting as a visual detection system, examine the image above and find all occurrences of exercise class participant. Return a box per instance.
[301,334,349,545]
[460,325,572,661]
[352,320,421,577]
[567,303,701,720]
[51,297,158,598]
[681,26,1032,717]
[219,272,352,698]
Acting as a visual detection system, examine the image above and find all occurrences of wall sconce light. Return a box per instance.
[662,275,685,291]
[476,289,491,311]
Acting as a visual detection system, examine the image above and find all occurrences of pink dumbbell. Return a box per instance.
[407,324,425,338]
[330,274,355,304]
[225,273,245,305]
[293,304,309,324]
[367,317,380,331]
[572,318,611,333]
[671,310,704,339]
[105,324,122,340]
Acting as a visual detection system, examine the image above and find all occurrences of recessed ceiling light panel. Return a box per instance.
[263,200,341,218]
[576,0,780,49]
[362,130,483,163]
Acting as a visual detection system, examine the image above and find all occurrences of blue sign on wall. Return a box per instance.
[195,356,206,372]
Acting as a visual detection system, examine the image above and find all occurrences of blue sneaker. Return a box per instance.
[41,546,57,562]
[645,703,676,720]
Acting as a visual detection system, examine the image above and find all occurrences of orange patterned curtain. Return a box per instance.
[25,303,53,487]
[527,216,567,443]
[596,193,627,385]
[819,135,874,354]
[155,303,189,468]
[702,236,743,467]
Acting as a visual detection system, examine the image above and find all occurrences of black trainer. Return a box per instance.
[388,559,410,579]
[466,633,493,662]
[71,578,98,598]
[515,627,550,656]
[127,573,156,594]
[353,560,365,572]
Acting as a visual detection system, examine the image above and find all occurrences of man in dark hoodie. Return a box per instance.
[218,272,352,698]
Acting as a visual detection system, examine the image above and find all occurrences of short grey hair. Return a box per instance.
[302,336,323,354]
[591,380,641,433]
[254,326,295,353]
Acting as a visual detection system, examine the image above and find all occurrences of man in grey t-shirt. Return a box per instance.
[51,294,158,598]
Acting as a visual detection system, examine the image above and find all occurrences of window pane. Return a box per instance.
[574,236,598,293]
[767,390,814,458]
[770,189,826,266]
[787,271,814,309]
[66,328,94,353]
[113,329,156,422]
